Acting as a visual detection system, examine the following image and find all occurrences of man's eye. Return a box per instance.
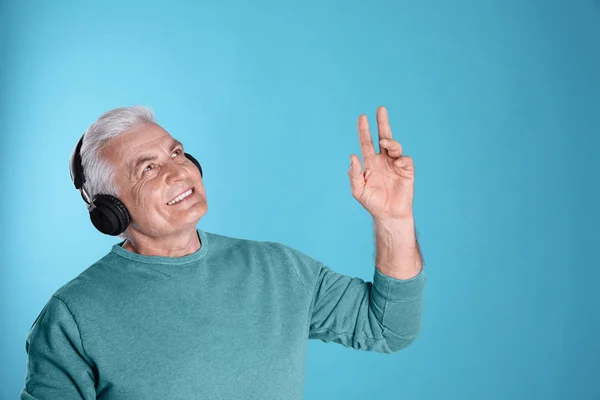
[141,150,181,175]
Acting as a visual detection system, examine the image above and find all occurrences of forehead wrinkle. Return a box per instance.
[127,137,184,175]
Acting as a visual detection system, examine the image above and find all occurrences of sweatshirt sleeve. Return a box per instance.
[20,295,97,400]
[279,243,426,354]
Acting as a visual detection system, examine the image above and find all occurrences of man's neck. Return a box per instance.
[122,229,201,257]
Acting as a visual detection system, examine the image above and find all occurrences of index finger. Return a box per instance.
[376,106,393,142]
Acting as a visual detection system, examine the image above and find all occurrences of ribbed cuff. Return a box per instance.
[372,266,426,303]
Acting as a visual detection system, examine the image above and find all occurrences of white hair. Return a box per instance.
[79,106,156,240]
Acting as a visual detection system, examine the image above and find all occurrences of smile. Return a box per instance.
[167,188,194,205]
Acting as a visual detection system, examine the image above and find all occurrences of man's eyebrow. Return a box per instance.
[129,139,184,173]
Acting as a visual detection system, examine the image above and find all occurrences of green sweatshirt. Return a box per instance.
[20,228,426,400]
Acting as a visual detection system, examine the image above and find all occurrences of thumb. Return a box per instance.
[348,154,365,199]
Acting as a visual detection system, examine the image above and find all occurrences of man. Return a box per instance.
[20,105,425,400]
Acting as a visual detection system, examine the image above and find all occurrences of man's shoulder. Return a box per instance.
[51,251,117,308]
[206,230,317,268]
[205,230,279,254]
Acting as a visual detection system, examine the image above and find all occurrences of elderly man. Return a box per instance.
[20,106,426,400]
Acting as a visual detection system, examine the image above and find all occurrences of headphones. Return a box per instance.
[69,132,203,236]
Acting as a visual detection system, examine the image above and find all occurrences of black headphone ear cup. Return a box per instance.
[89,195,131,236]
[184,152,202,178]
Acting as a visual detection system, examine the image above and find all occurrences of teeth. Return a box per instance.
[167,189,192,205]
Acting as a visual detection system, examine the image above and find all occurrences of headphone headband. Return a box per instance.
[70,133,86,190]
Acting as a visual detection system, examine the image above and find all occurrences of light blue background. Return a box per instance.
[1,1,599,399]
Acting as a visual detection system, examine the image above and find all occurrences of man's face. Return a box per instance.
[101,122,207,238]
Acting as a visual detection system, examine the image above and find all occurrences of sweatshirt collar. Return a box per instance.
[111,228,209,265]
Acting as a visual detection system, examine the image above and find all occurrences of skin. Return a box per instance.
[100,122,208,257]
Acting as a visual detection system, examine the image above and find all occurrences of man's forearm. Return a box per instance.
[373,215,423,280]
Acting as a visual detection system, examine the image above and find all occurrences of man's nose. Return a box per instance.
[165,160,188,184]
